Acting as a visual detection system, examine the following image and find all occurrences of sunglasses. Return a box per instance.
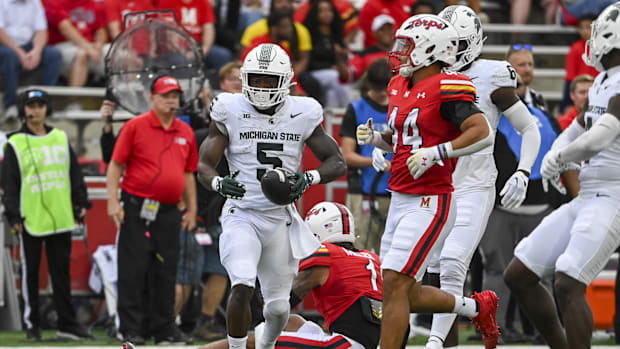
[511,44,533,51]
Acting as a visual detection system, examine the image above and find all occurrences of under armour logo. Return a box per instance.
[391,89,398,95]
[421,157,428,166]
[417,92,426,99]
[404,91,410,98]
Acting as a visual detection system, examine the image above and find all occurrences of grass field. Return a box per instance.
[0,326,616,347]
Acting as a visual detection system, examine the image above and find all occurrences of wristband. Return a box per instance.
[438,142,452,159]
[211,176,222,191]
[306,170,321,185]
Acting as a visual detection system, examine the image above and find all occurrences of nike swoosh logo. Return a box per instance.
[596,193,609,197]
[290,113,302,118]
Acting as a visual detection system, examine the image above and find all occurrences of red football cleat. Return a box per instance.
[471,290,500,349]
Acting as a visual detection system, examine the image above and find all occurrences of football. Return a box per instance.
[260,168,296,205]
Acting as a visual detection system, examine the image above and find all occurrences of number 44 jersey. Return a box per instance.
[210,93,324,210]
[387,71,477,196]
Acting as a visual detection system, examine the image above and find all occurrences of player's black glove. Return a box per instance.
[214,171,246,199]
[289,171,315,202]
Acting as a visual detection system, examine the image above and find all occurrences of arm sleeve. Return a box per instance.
[299,245,331,271]
[439,100,482,129]
[1,144,23,226]
[503,100,540,172]
[551,117,585,151]
[339,104,357,139]
[69,144,91,210]
[558,113,620,163]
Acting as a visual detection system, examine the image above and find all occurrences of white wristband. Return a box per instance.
[211,176,222,191]
[306,170,321,185]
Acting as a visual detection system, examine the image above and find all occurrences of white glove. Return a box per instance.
[406,146,444,180]
[372,148,389,172]
[357,118,374,145]
[541,162,579,194]
[499,171,529,209]
[540,149,563,180]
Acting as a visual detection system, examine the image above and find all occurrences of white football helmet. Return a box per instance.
[388,14,459,77]
[305,202,355,244]
[241,43,294,109]
[439,5,485,71]
[583,2,620,71]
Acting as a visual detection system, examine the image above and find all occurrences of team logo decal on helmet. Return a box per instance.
[388,14,459,77]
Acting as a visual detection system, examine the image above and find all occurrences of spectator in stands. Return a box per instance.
[303,0,350,108]
[347,14,394,82]
[43,0,107,110]
[558,74,593,130]
[339,59,392,253]
[410,0,435,14]
[218,61,242,94]
[243,11,320,102]
[294,0,359,45]
[358,0,416,48]
[507,43,547,111]
[2,89,92,341]
[158,0,233,74]
[0,0,61,119]
[212,0,264,56]
[107,75,197,345]
[103,0,154,40]
[560,0,616,25]
[560,14,599,113]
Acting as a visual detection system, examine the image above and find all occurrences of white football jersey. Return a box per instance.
[211,93,324,210]
[579,65,620,190]
[452,59,518,191]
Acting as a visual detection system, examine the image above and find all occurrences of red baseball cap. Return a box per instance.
[152,76,183,94]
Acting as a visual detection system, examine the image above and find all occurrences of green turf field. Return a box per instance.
[0,326,615,347]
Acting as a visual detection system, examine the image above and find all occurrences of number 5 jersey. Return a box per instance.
[210,93,324,210]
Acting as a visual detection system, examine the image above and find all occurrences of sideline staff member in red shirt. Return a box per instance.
[106,75,198,345]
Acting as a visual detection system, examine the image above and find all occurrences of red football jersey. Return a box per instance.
[387,72,476,195]
[299,243,382,328]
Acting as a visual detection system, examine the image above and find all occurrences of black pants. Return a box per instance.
[20,231,77,330]
[117,191,181,339]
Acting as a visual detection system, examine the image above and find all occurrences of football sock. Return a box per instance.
[452,295,479,318]
[228,335,248,349]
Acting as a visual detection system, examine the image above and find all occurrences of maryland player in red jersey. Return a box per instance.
[194,202,381,349]
[356,14,500,349]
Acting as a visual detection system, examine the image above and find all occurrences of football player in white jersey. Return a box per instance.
[504,2,620,348]
[418,6,542,348]
[197,43,346,349]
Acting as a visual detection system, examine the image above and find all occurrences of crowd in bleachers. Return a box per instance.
[0,0,614,121]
